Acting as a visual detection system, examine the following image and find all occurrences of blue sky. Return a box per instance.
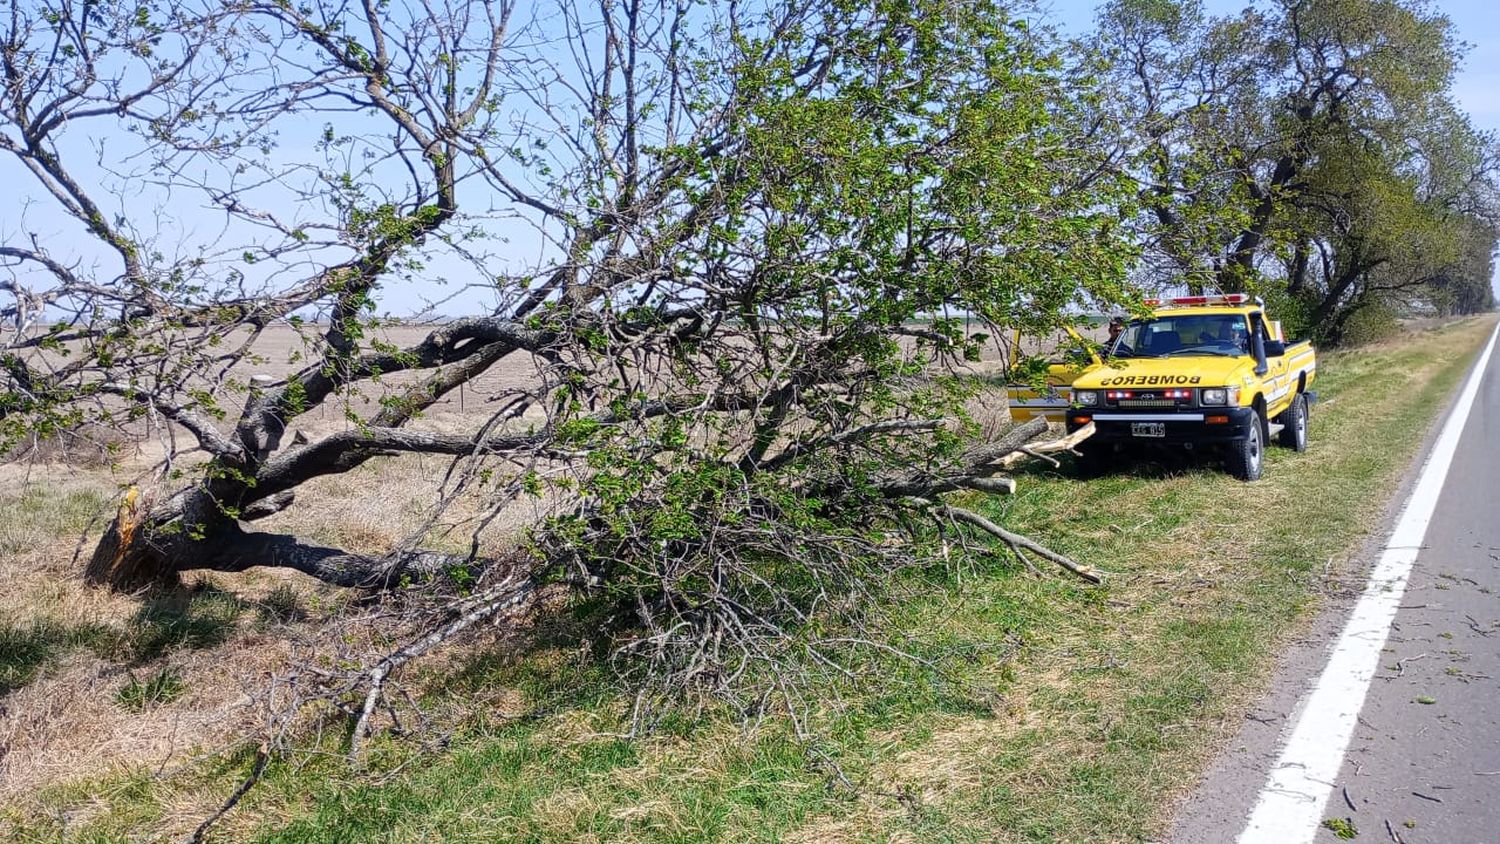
[1433,1,1500,136]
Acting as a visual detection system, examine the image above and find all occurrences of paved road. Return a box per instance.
[1320,347,1500,841]
[1170,327,1500,844]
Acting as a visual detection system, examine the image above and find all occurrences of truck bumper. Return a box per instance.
[1067,406,1257,445]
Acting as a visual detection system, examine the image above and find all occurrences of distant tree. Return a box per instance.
[2,0,1127,724]
[1290,104,1499,339]
[1094,0,1498,335]
[1091,0,1264,291]
[1427,218,1499,316]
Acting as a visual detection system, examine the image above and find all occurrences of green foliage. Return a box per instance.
[1335,300,1401,347]
[345,203,447,245]
[1096,0,1498,336]
[1252,282,1316,341]
[1322,817,1359,839]
[499,0,1145,704]
[116,667,187,712]
[1426,217,1499,316]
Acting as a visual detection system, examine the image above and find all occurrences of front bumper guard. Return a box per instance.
[1067,406,1258,444]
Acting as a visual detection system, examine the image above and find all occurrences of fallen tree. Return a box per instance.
[3,0,1127,722]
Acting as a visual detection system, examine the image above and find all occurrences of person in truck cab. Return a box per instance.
[1198,317,1249,352]
[1229,322,1249,352]
[1107,317,1125,346]
[1111,313,1249,358]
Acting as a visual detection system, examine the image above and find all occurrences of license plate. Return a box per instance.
[1131,422,1166,438]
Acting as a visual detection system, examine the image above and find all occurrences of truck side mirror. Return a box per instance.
[1264,340,1286,357]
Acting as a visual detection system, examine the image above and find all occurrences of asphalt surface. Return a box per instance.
[1320,346,1500,842]
[1170,334,1500,844]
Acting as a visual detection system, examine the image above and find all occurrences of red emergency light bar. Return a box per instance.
[1142,293,1250,307]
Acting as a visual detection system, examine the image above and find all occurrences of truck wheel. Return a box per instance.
[1277,394,1308,452]
[1227,411,1264,481]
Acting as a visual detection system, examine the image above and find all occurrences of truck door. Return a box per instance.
[1006,326,1101,422]
[1252,313,1291,416]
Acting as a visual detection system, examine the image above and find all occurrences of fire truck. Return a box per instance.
[1062,294,1316,480]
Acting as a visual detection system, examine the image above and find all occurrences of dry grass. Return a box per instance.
[0,420,556,843]
[0,487,321,804]
[1,631,290,797]
[0,436,470,807]
[3,423,142,469]
[0,317,1490,844]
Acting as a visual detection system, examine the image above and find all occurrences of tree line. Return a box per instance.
[1098,0,1497,341]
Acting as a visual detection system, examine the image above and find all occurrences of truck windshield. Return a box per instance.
[1108,313,1250,358]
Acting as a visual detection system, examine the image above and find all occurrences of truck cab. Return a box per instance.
[1063,294,1317,480]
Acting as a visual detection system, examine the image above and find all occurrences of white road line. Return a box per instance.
[1238,320,1500,844]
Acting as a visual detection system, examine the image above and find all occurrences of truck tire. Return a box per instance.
[1277,394,1308,452]
[1227,411,1264,481]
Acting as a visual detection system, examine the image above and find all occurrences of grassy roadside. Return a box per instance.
[3,316,1494,843]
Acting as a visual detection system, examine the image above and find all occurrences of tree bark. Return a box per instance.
[85,485,498,591]
[1308,257,1386,337]
[1219,155,1298,292]
[1288,237,1310,295]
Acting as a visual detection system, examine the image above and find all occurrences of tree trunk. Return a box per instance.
[85,487,163,590]
[85,485,501,591]
[1288,238,1310,295]
[1307,259,1383,338]
[1219,156,1299,292]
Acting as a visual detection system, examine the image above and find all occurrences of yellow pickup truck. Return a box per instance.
[1022,295,1316,481]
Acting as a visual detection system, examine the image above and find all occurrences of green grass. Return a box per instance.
[1,575,249,696]
[0,619,117,695]
[116,582,247,662]
[4,317,1494,844]
[0,486,109,557]
[1322,816,1359,839]
[1,596,241,700]
[116,667,188,712]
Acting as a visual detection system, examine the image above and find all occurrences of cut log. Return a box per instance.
[961,477,1017,495]
[996,421,1095,469]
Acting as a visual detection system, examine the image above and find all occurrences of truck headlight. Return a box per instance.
[1074,390,1100,407]
[1200,387,1239,406]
